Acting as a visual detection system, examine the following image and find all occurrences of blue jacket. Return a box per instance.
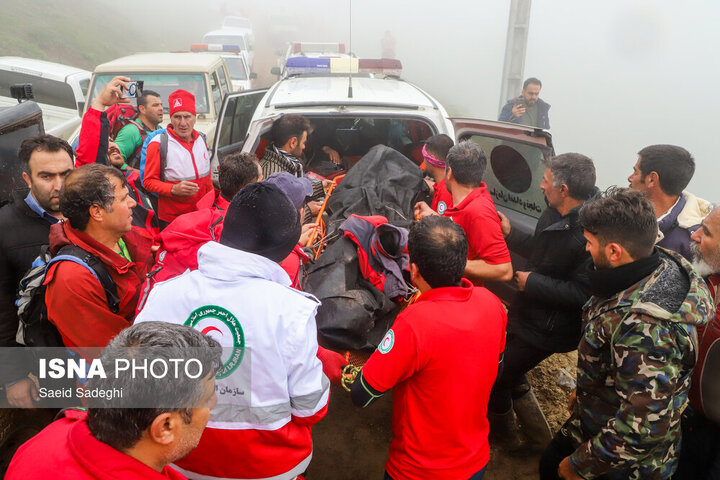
[657,192,712,262]
[498,97,551,129]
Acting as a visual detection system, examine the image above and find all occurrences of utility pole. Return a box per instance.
[498,0,532,113]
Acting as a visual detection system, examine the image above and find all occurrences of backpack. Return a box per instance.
[105,103,139,140]
[139,129,168,188]
[16,245,120,347]
[139,129,208,187]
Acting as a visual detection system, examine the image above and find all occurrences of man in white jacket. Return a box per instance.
[136,181,330,480]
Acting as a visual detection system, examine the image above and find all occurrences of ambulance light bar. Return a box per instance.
[190,43,242,53]
[284,57,402,76]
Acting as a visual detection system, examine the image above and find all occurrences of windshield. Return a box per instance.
[203,35,247,50]
[89,73,210,114]
[224,57,248,81]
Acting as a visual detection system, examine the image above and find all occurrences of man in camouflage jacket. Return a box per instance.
[540,187,713,480]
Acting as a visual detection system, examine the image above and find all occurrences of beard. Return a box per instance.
[592,249,612,269]
[691,242,720,277]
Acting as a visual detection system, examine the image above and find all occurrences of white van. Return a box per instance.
[190,44,256,91]
[202,28,254,68]
[0,57,90,140]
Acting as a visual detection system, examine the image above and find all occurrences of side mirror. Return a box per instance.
[250,72,258,80]
[270,67,281,76]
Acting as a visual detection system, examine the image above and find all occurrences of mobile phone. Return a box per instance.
[515,96,526,107]
[121,81,144,98]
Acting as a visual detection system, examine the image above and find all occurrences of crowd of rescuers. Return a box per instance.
[0,72,717,480]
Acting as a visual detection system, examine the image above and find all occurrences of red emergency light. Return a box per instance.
[358,58,403,76]
[190,43,241,53]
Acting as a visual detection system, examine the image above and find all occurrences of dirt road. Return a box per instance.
[308,352,576,479]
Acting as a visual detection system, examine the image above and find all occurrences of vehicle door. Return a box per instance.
[209,89,268,181]
[450,118,555,303]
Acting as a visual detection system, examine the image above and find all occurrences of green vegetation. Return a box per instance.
[0,0,216,71]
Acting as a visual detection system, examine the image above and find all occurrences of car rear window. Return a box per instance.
[89,73,210,114]
[245,115,436,168]
[0,70,77,109]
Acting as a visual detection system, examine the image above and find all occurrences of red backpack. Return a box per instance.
[105,103,139,139]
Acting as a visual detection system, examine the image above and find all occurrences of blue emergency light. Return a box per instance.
[285,57,331,75]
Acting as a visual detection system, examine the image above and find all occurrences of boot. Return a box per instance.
[487,409,524,452]
[513,388,553,450]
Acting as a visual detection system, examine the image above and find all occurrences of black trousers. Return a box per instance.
[675,406,720,480]
[488,332,555,414]
[539,421,612,480]
[539,421,576,480]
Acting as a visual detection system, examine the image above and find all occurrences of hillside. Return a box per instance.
[0,0,223,71]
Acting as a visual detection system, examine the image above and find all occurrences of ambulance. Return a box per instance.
[209,57,554,295]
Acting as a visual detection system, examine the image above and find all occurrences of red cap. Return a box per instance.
[169,89,196,116]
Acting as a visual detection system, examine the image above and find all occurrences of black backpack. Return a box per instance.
[16,245,120,347]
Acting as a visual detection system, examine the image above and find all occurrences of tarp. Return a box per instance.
[305,145,428,351]
[325,144,431,234]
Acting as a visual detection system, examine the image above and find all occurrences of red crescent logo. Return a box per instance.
[201,326,222,336]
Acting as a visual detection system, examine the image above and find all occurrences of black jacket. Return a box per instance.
[0,191,53,347]
[506,204,591,352]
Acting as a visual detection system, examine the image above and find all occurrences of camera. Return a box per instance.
[121,81,144,98]
[10,84,34,103]
[515,96,526,107]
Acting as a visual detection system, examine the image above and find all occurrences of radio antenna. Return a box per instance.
[347,0,353,98]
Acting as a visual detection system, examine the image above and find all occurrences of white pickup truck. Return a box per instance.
[0,57,90,141]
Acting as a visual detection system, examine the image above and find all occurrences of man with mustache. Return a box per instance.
[674,206,720,479]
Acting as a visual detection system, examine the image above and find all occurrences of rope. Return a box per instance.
[340,364,363,392]
[305,175,345,260]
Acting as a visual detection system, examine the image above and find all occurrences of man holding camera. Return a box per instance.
[498,77,550,129]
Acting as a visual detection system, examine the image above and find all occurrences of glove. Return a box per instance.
[316,346,348,387]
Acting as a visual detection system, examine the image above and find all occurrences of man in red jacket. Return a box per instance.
[415,141,513,285]
[142,89,213,226]
[6,321,222,480]
[75,76,157,233]
[44,164,154,348]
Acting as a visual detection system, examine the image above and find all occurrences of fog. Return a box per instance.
[7,0,720,199]
[222,0,719,200]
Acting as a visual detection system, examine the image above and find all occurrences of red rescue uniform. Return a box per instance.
[362,279,507,480]
[442,183,511,264]
[431,178,453,214]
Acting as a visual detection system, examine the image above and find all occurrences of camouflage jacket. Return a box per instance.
[567,248,713,479]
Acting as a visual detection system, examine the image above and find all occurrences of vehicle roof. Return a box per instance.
[267,75,437,109]
[203,28,251,37]
[94,53,225,73]
[0,56,89,80]
[222,16,252,28]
